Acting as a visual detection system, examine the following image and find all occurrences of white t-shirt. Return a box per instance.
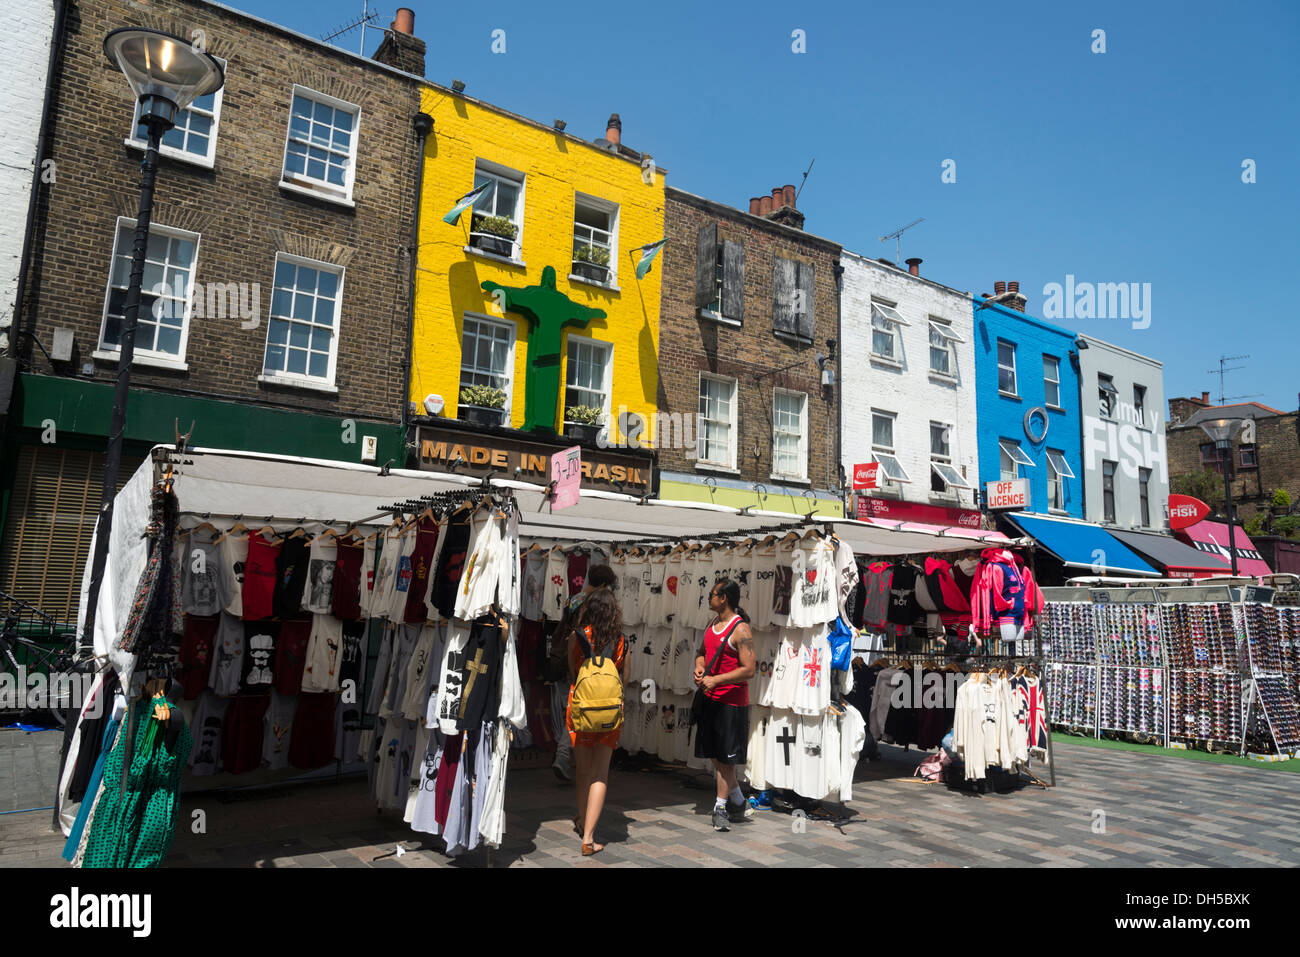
[301,613,344,694]
[750,548,777,630]
[657,624,674,691]
[520,550,546,621]
[220,534,248,617]
[676,551,699,629]
[262,690,297,770]
[542,548,568,621]
[766,630,802,710]
[671,624,699,694]
[746,704,770,788]
[765,708,798,789]
[398,622,441,720]
[302,536,338,615]
[771,541,797,629]
[662,551,685,627]
[359,534,378,617]
[621,690,641,754]
[208,612,244,697]
[638,692,659,755]
[657,696,678,762]
[639,555,660,626]
[189,691,226,775]
[674,692,693,763]
[791,628,832,716]
[386,524,420,621]
[621,554,646,627]
[371,525,403,620]
[751,627,780,704]
[834,537,858,624]
[789,539,837,628]
[456,513,505,621]
[795,713,829,799]
[733,546,755,610]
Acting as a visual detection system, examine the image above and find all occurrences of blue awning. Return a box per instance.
[1004,513,1160,577]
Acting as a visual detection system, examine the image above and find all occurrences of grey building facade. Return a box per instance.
[1076,334,1169,529]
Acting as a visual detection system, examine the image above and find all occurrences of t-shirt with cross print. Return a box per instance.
[455,614,505,732]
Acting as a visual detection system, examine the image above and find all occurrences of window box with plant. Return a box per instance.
[564,404,604,444]
[469,213,519,259]
[572,243,611,284]
[459,384,507,426]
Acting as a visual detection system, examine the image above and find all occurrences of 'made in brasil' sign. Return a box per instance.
[416,426,653,493]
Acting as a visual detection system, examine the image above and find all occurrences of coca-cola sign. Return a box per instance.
[852,462,880,490]
[1168,494,1211,531]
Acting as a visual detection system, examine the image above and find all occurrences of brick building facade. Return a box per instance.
[1167,393,1300,525]
[0,0,425,621]
[656,186,841,514]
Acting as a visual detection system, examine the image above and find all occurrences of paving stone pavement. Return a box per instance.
[3,726,1299,867]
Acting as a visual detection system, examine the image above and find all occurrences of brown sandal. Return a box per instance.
[581,842,604,856]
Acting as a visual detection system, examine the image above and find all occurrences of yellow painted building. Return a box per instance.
[410,90,665,448]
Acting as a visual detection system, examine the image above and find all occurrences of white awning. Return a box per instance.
[930,461,972,489]
[927,320,966,343]
[1046,450,1075,479]
[1000,440,1036,467]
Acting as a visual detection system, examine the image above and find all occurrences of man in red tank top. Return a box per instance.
[693,580,756,832]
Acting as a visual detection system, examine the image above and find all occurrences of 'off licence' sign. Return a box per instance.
[986,479,1029,511]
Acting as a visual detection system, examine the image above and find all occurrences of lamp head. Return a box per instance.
[104,28,224,128]
[1199,417,1238,446]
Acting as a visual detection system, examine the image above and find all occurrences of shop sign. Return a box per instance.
[416,425,653,493]
[852,462,879,490]
[855,496,982,528]
[1168,494,1211,531]
[986,479,1029,511]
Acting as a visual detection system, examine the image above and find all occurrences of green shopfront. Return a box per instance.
[0,374,404,627]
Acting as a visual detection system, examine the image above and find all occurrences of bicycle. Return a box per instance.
[0,591,87,728]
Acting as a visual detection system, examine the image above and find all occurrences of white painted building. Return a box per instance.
[840,252,980,519]
[0,0,57,352]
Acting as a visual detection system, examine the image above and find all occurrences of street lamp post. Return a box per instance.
[1199,416,1242,576]
[80,31,223,652]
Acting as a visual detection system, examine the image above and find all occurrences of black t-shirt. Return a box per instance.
[886,562,922,626]
[431,516,471,620]
[456,615,504,732]
[339,619,367,688]
[241,621,280,691]
[273,537,311,618]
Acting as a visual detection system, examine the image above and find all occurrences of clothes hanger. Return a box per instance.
[254,524,279,542]
[215,520,249,543]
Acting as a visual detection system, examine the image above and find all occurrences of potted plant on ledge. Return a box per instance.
[459,385,507,426]
[564,404,604,444]
[470,214,518,258]
[572,243,611,283]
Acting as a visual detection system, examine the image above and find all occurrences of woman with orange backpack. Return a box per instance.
[565,586,626,856]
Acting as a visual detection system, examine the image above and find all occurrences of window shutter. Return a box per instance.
[772,257,797,337]
[0,444,145,626]
[721,240,744,322]
[695,223,718,310]
[795,261,815,340]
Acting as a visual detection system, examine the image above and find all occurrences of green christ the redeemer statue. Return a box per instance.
[481,266,607,433]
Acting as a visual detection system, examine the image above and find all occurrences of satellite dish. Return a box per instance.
[424,394,444,415]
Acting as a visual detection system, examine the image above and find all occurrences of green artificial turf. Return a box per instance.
[1051,733,1300,772]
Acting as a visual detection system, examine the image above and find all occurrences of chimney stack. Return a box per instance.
[762,183,805,230]
[1202,391,1210,404]
[905,257,922,277]
[372,8,426,75]
[1005,280,1026,312]
[605,114,622,145]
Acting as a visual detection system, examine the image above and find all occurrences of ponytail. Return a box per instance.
[718,580,746,622]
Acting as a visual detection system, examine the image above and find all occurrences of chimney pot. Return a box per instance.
[1201,391,1210,404]
[994,281,1007,296]
[771,187,784,207]
[905,257,922,277]
[393,7,414,34]
[605,113,621,145]
[749,197,762,215]
[782,184,797,208]
[759,195,773,215]
[1008,280,1020,294]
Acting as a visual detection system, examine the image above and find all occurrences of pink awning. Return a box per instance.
[1174,520,1273,577]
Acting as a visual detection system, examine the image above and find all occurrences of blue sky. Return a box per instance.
[240,0,1298,413]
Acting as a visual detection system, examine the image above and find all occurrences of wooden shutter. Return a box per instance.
[796,261,815,340]
[721,240,744,322]
[695,223,717,310]
[0,444,144,626]
[772,257,797,336]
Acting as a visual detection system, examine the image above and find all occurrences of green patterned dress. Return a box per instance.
[81,700,192,868]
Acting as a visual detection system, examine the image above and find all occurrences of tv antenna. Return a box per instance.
[322,1,382,55]
[879,218,924,265]
[795,158,815,201]
[1205,355,1260,406]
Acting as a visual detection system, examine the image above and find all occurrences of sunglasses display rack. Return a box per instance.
[1160,602,1238,670]
[1161,600,1246,749]
[1167,670,1243,743]
[1093,601,1167,742]
[1039,601,1097,664]
[1238,603,1300,756]
[1047,662,1096,732]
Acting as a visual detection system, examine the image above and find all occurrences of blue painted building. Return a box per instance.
[973,294,1083,518]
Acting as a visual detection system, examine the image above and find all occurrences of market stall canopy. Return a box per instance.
[828,518,1029,556]
[1003,513,1159,577]
[161,446,807,541]
[1106,528,1231,578]
[1173,520,1273,578]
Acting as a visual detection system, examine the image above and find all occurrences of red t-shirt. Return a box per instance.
[178,615,219,699]
[702,616,749,706]
[242,535,281,621]
[274,618,313,696]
